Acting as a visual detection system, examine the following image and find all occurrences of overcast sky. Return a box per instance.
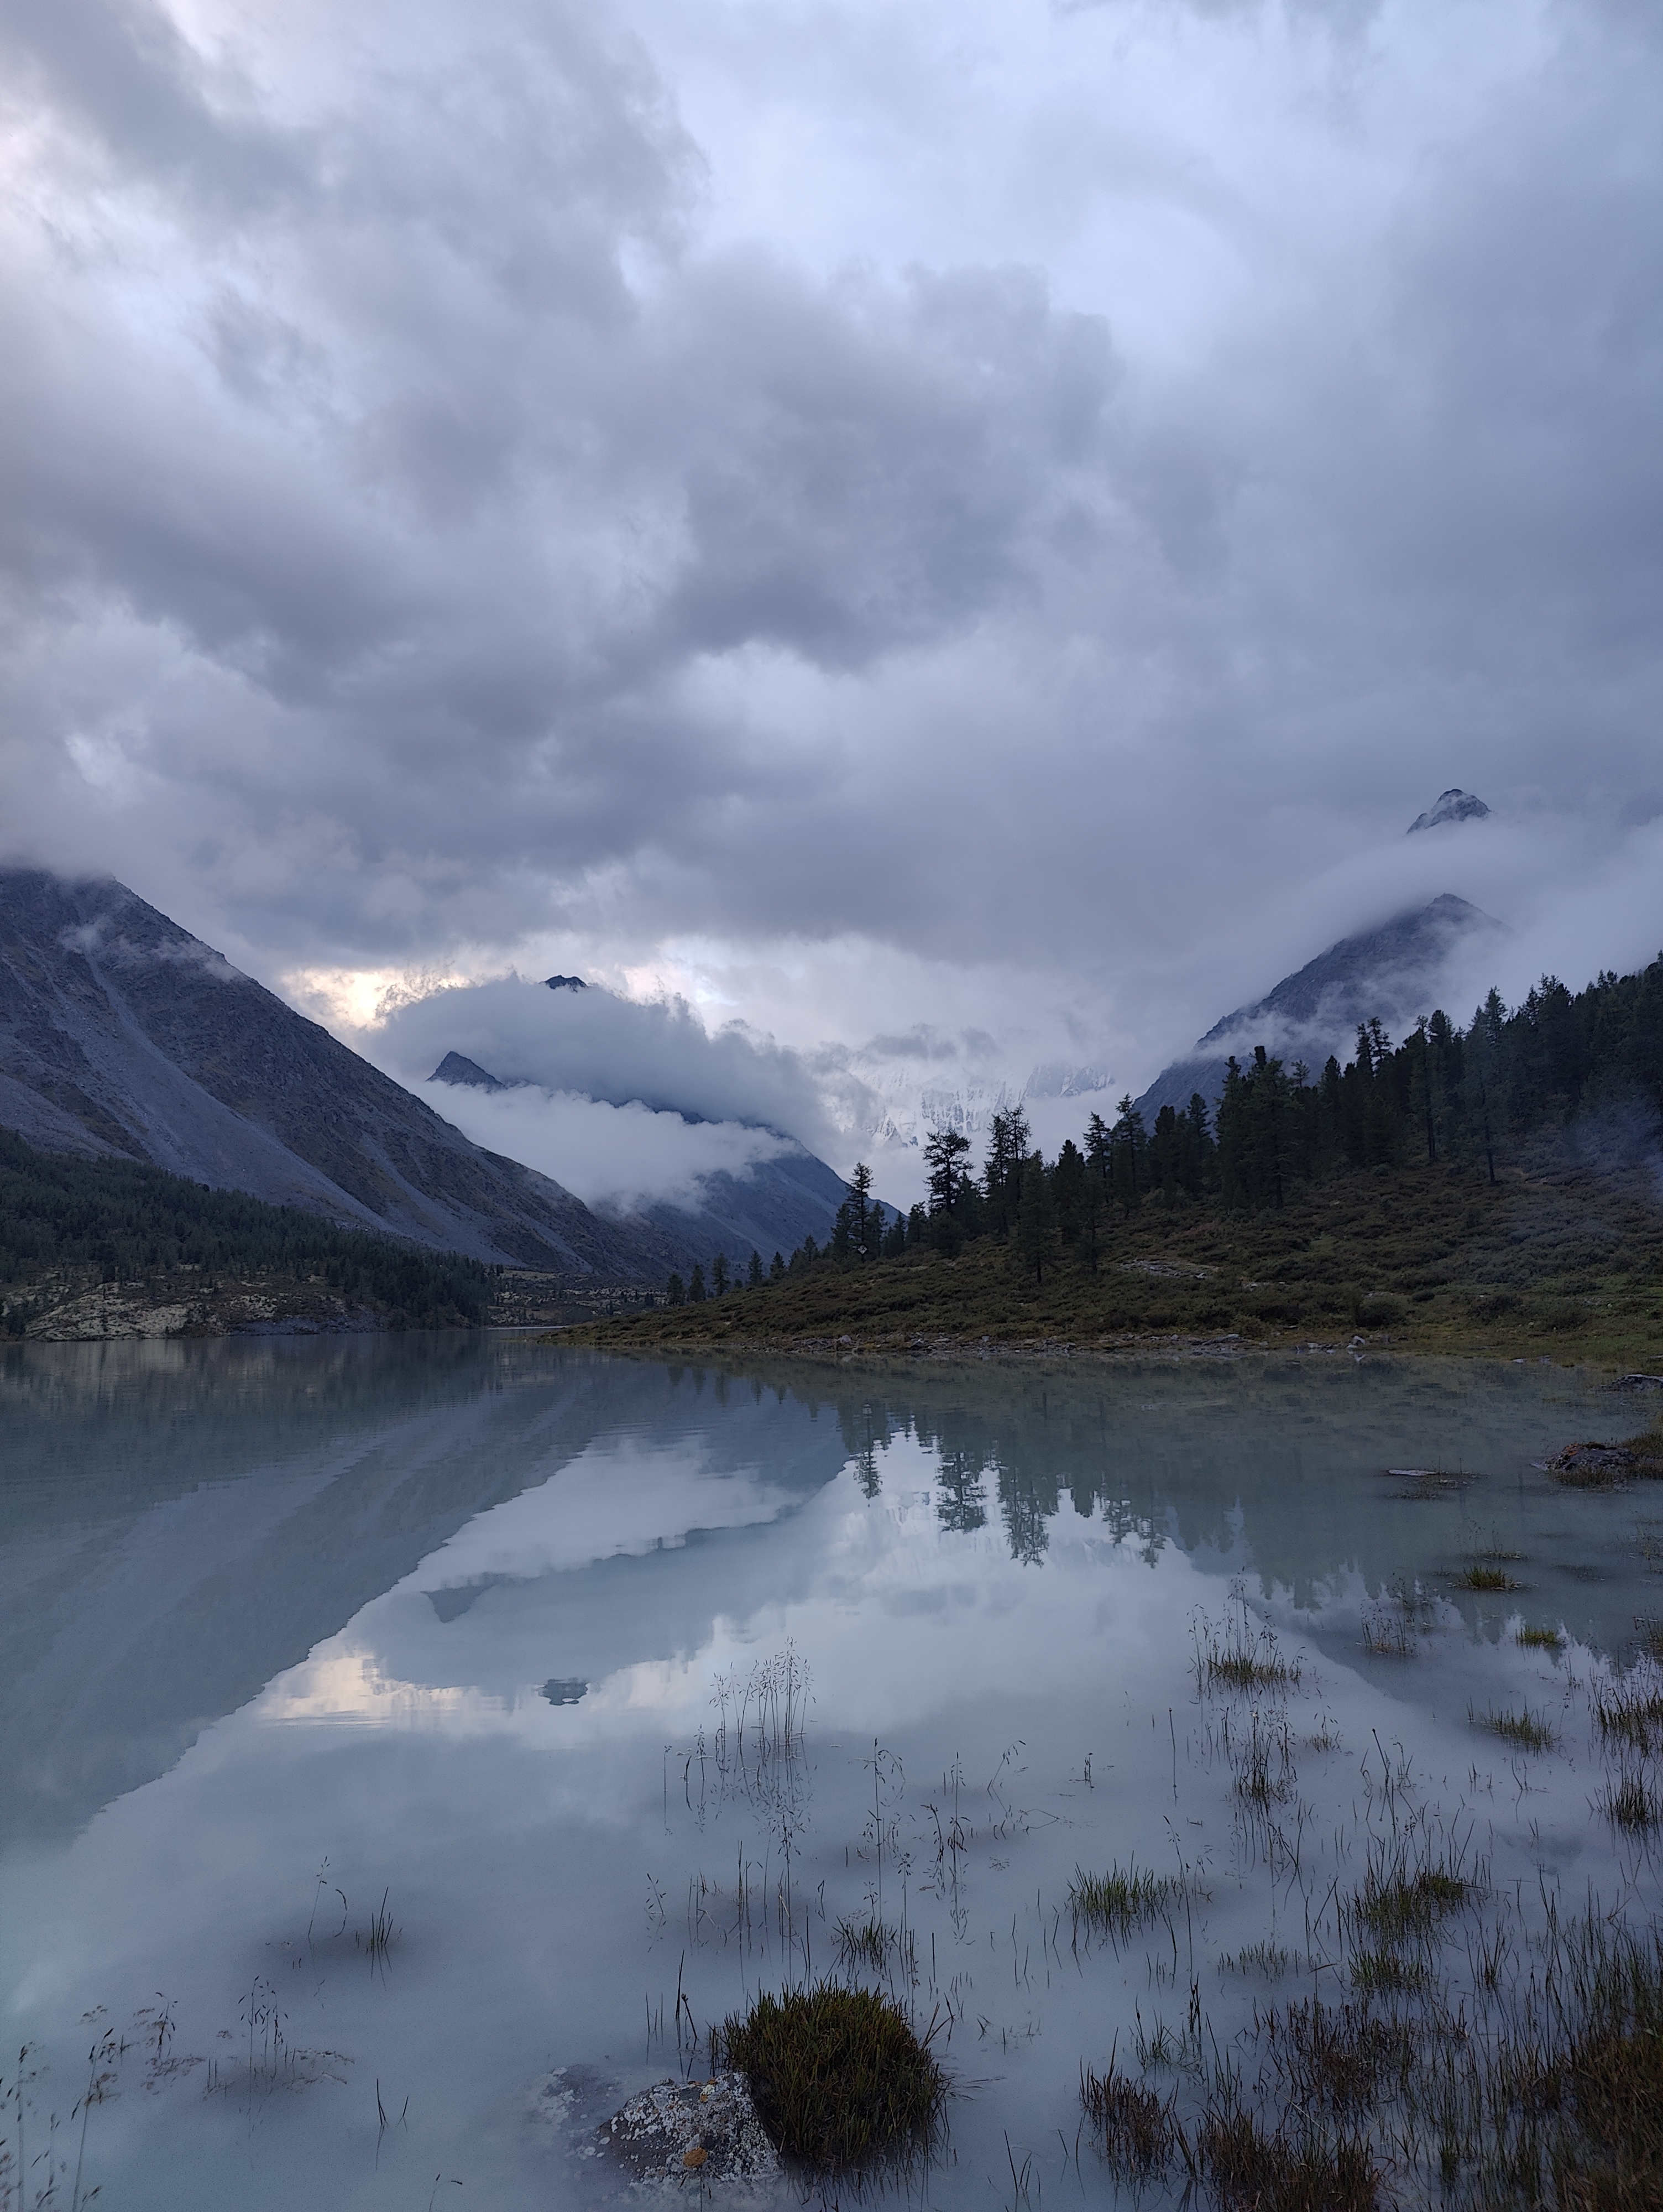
[2,0,1660,1120]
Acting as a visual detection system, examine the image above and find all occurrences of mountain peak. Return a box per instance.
[544,974,587,992]
[1408,788,1490,833]
[430,1051,510,1092]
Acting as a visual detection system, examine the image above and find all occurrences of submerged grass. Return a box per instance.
[1601,1770,1663,1833]
[1348,1949,1431,1996]
[1519,1624,1567,1652]
[1068,1863,1178,1942]
[1593,1671,1663,1755]
[1194,2103,1381,2212]
[1351,1846,1475,1948]
[1221,1942,1299,1981]
[1196,1613,1303,1694]
[1471,1704,1557,1751]
[1262,1999,1417,2118]
[1455,1564,1521,1593]
[1080,2064,1176,2185]
[1082,1912,1663,2212]
[714,1981,945,2174]
[833,1916,894,1975]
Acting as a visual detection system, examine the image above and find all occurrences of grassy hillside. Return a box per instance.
[566,1144,1663,1368]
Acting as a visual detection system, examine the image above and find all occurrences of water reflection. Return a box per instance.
[0,1339,1626,1850]
[4,1337,1656,2212]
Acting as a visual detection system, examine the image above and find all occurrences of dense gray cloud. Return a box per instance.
[1,0,1660,1147]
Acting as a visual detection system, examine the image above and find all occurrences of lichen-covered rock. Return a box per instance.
[601,2072,779,2189]
[1549,1442,1655,1487]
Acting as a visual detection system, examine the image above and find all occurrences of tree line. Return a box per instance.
[666,953,1663,1297]
[0,1128,493,1331]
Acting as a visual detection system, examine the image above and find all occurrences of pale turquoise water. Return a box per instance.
[1,1338,1657,2208]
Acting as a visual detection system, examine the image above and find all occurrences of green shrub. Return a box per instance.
[715,1981,945,2173]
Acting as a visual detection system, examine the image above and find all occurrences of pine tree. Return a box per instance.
[924,1126,972,1214]
[688,1262,707,1302]
[846,1162,876,1256]
[1052,1138,1087,1244]
[665,1272,685,1306]
[1085,1110,1112,1188]
[1110,1095,1147,1216]
[1015,1153,1059,1284]
[747,1249,763,1287]
[830,1202,855,1261]
[769,1250,786,1281]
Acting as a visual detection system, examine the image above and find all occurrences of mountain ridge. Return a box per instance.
[0,870,673,1278]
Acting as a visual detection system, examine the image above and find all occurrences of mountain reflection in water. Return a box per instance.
[0,1338,1615,1848]
[3,1335,1652,2212]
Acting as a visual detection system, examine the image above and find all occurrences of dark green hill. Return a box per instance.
[0,1128,491,1334]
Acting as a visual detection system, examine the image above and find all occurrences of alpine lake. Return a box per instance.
[3,1334,1662,2210]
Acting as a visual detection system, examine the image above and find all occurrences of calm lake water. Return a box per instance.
[2,1336,1660,2209]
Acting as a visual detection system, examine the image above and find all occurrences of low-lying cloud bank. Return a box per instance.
[417,1081,793,1212]
[375,974,866,1154]
[373,972,873,1207]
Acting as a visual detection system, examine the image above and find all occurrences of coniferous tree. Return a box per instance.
[923,1127,972,1215]
[769,1250,786,1281]
[712,1253,729,1295]
[1084,1110,1112,1189]
[1051,1138,1087,1244]
[665,1272,686,1306]
[830,1202,855,1261]
[1109,1095,1147,1216]
[982,1112,1016,1235]
[845,1162,876,1256]
[689,1262,707,1302]
[1015,1153,1059,1284]
[747,1249,763,1287]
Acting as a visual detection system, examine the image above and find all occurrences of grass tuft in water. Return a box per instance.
[1602,1770,1663,1833]
[833,1916,893,1975]
[1471,1704,1557,1751]
[1454,1564,1520,1592]
[714,1981,945,2174]
[1195,2103,1380,2212]
[1593,1672,1663,1755]
[1221,1942,1298,1981]
[1352,1846,1474,1947]
[1263,1999,1417,2117]
[1080,2064,1175,2184]
[1068,1863,1178,1942]
[354,1889,399,1966]
[1196,1613,1302,1694]
[1518,1624,1566,1652]
[1348,1949,1430,1997]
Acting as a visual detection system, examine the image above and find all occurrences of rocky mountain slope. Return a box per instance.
[1134,891,1504,1123]
[0,869,674,1279]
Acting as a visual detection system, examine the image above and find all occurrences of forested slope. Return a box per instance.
[576,957,1663,1366]
[0,1129,493,1334]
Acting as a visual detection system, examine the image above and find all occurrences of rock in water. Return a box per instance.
[600,2072,779,2188]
